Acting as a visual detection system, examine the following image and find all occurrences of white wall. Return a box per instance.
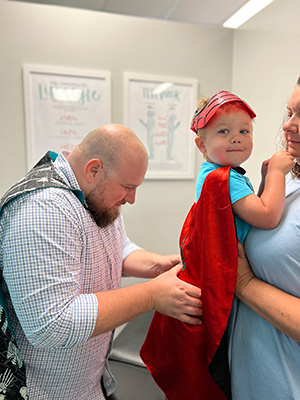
[0,0,233,267]
[232,0,300,190]
[1,0,298,274]
[1,0,298,331]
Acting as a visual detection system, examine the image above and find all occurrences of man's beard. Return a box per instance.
[85,188,120,228]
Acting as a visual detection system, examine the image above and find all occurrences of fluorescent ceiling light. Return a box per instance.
[223,0,274,29]
[152,82,173,95]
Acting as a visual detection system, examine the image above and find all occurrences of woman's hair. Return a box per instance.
[276,76,300,150]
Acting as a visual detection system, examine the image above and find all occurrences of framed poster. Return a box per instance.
[124,72,198,179]
[23,64,111,168]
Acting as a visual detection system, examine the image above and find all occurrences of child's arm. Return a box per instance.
[232,151,294,229]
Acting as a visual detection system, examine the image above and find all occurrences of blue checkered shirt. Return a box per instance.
[0,153,140,399]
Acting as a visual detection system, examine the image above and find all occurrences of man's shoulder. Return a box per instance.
[1,186,83,222]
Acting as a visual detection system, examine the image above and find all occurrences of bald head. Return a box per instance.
[76,124,147,174]
[67,124,148,194]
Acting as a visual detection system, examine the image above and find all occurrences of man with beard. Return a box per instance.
[0,124,202,400]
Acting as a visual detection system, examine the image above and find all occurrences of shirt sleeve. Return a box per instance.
[229,170,254,205]
[1,190,98,349]
[119,215,142,261]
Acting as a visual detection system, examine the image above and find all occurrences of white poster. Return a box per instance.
[23,65,111,168]
[124,73,197,179]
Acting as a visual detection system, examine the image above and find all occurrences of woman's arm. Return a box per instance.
[236,242,300,343]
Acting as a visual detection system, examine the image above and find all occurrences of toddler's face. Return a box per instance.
[196,107,253,167]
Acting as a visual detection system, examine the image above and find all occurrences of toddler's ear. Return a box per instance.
[195,136,206,154]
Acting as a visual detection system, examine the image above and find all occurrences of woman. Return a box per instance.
[232,77,300,398]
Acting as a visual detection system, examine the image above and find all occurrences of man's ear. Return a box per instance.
[195,136,206,154]
[84,159,103,183]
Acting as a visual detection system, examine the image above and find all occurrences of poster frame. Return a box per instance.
[124,72,197,179]
[23,64,111,168]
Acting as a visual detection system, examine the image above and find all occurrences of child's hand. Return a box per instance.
[268,150,295,175]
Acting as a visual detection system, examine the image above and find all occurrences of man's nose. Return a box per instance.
[125,188,136,204]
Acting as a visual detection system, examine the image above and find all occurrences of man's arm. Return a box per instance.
[91,263,202,337]
[3,198,201,345]
[122,249,180,278]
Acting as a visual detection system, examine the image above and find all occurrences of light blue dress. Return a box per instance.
[230,173,300,399]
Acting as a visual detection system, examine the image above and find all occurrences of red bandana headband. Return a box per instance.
[190,90,256,133]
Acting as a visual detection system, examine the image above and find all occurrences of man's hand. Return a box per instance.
[147,264,202,325]
[151,253,181,275]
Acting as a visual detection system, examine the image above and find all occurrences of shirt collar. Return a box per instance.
[53,152,84,197]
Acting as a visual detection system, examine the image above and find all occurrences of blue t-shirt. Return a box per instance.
[196,162,254,244]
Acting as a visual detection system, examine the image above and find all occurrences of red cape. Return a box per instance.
[140,166,238,400]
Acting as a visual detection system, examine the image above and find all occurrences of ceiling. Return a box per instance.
[7,0,250,28]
